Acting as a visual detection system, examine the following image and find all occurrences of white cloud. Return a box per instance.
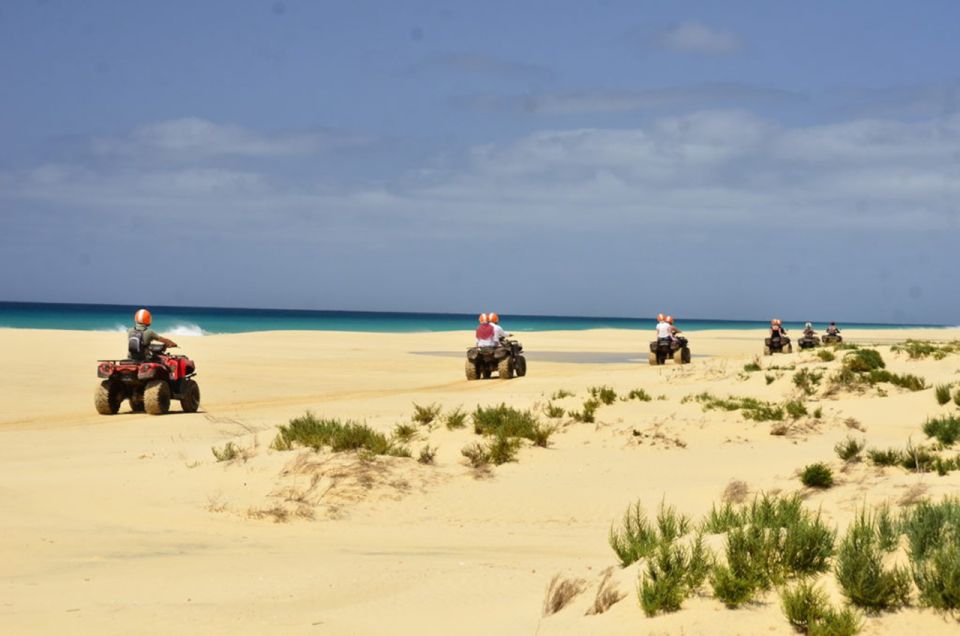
[4,112,960,238]
[656,22,741,54]
[91,118,369,159]
[457,84,797,115]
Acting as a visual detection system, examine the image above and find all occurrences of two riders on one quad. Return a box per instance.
[764,318,792,355]
[94,308,200,415]
[466,312,527,380]
[649,313,691,365]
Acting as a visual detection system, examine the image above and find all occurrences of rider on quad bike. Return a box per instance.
[798,322,819,350]
[822,322,843,345]
[764,319,792,355]
[649,314,691,365]
[466,313,527,380]
[94,309,200,415]
[128,308,178,359]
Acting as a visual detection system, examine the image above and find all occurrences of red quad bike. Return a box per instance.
[95,343,200,415]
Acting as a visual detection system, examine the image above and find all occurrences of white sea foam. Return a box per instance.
[166,323,208,336]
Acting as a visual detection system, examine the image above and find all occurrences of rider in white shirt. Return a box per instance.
[488,312,507,342]
[655,313,672,341]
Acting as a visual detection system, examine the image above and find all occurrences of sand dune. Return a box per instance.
[2,327,959,634]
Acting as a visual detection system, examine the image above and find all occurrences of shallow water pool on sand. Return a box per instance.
[410,350,708,364]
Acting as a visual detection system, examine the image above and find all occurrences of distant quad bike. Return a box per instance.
[649,336,691,365]
[465,338,527,380]
[797,333,819,350]
[821,333,843,346]
[95,343,200,415]
[764,335,792,355]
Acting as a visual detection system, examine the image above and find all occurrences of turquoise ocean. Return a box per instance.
[0,302,943,336]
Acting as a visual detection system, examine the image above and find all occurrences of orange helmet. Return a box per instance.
[657,313,665,322]
[488,312,499,324]
[478,313,488,324]
[135,308,152,326]
[771,319,777,326]
[666,315,674,324]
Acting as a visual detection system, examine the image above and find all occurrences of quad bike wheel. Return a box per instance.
[498,357,513,379]
[784,344,793,354]
[648,352,657,366]
[465,360,479,381]
[514,355,527,377]
[94,381,124,415]
[679,348,691,364]
[180,379,201,413]
[129,387,145,412]
[144,380,171,415]
[763,346,771,356]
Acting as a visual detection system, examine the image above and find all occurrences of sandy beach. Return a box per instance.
[2,326,960,635]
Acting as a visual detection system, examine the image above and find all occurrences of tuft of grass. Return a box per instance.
[912,532,960,611]
[923,415,960,446]
[688,392,784,421]
[709,494,836,607]
[743,360,762,372]
[891,339,960,360]
[793,369,824,396]
[701,501,744,534]
[867,369,927,392]
[417,444,437,465]
[813,407,823,419]
[800,463,834,489]
[274,412,410,457]
[785,399,808,419]
[444,406,467,430]
[835,510,912,612]
[586,568,626,615]
[551,389,574,400]
[808,606,863,636]
[954,389,960,408]
[765,374,776,385]
[411,402,441,425]
[626,388,653,402]
[900,443,936,473]
[569,398,599,423]
[816,349,836,362]
[212,441,241,462]
[544,403,565,418]
[867,448,904,467]
[609,501,658,567]
[589,385,617,405]
[900,497,960,564]
[460,442,488,468]
[638,536,711,616]
[392,422,418,443]
[608,500,690,568]
[835,436,866,462]
[935,384,953,406]
[472,403,543,443]
[844,349,885,373]
[542,574,587,616]
[781,580,829,633]
[486,434,521,465]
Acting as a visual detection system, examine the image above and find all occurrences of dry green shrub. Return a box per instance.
[589,385,618,405]
[835,511,911,612]
[585,568,626,615]
[800,463,834,489]
[835,436,865,462]
[417,444,437,465]
[444,406,467,429]
[411,402,441,425]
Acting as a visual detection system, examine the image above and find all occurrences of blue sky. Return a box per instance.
[2,1,959,323]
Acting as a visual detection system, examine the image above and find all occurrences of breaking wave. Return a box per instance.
[166,323,208,336]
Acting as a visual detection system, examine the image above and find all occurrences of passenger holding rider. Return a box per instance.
[770,318,788,339]
[127,309,177,361]
[666,315,681,340]
[803,322,816,337]
[826,322,841,336]
[475,313,498,348]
